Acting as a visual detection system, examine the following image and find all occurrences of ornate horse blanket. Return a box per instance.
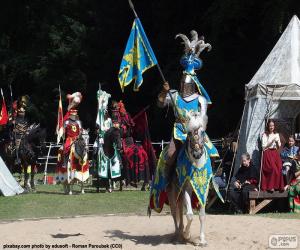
[56,141,89,183]
[149,133,221,212]
[97,145,122,179]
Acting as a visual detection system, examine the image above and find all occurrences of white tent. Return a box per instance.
[0,157,24,196]
[234,15,300,173]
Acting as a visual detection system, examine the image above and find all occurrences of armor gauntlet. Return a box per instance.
[157,82,170,107]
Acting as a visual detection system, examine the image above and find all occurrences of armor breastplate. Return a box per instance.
[65,120,80,138]
[13,117,29,149]
[173,93,200,141]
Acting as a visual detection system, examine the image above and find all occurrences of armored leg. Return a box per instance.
[165,137,181,186]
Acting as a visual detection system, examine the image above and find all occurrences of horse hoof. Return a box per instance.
[22,189,29,194]
[172,233,184,243]
[195,237,208,247]
[183,231,191,240]
[196,241,208,247]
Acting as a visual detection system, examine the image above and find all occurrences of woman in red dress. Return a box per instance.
[261,119,284,191]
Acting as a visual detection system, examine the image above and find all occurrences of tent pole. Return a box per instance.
[225,93,249,201]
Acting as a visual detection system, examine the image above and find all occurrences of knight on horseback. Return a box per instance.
[2,95,46,191]
[93,90,123,193]
[56,92,89,194]
[111,101,150,189]
[150,30,222,245]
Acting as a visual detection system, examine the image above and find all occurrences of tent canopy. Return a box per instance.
[234,15,300,174]
[246,15,300,100]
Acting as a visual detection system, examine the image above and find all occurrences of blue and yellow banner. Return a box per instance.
[118,18,158,92]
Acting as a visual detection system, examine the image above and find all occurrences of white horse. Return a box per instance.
[168,110,210,246]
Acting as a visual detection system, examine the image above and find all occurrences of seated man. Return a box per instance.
[281,135,299,187]
[229,153,258,213]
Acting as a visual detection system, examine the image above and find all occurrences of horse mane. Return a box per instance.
[25,126,46,144]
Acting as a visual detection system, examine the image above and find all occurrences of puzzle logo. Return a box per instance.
[269,234,298,249]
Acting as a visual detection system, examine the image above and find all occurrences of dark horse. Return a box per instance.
[94,127,123,192]
[121,136,151,190]
[17,124,46,191]
[19,125,46,190]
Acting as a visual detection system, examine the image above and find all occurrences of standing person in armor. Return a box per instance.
[157,30,219,182]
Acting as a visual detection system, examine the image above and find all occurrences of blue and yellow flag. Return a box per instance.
[119,18,158,92]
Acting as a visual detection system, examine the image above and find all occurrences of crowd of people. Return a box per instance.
[225,119,300,214]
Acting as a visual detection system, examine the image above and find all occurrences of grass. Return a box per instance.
[255,212,300,220]
[0,184,151,220]
[1,176,299,220]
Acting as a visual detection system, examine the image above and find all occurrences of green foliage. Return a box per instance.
[0,0,300,139]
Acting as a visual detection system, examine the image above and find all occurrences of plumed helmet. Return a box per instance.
[118,100,126,115]
[67,92,82,111]
[69,109,79,120]
[175,30,211,97]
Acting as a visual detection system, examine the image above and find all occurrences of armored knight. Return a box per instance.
[118,101,135,140]
[157,30,218,174]
[56,92,85,184]
[63,109,82,158]
[63,92,83,156]
[96,90,112,143]
[111,100,121,128]
[11,95,30,164]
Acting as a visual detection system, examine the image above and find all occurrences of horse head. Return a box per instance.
[185,110,207,160]
[105,127,122,151]
[74,129,89,161]
[25,124,47,152]
[81,128,90,150]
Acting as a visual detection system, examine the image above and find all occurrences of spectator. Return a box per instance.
[261,119,284,191]
[281,135,299,188]
[214,141,237,188]
[229,153,258,213]
[287,149,300,213]
[281,135,299,161]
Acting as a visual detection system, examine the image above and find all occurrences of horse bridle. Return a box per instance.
[188,129,204,155]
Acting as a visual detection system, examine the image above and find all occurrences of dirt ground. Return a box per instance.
[0,214,299,250]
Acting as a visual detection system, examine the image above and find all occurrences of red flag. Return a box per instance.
[133,109,157,177]
[56,86,64,144]
[0,90,8,126]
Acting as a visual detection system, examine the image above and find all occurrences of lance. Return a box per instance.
[8,84,21,165]
[97,82,102,127]
[8,84,13,116]
[58,84,65,143]
[127,0,184,131]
